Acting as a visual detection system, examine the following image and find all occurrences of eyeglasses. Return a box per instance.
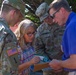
[50,8,60,19]
[26,32,35,37]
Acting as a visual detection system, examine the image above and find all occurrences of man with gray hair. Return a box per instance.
[34,2,66,75]
[49,0,76,75]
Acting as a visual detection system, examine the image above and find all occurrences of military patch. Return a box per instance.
[7,48,18,56]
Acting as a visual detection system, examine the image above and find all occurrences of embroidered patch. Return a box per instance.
[7,48,18,56]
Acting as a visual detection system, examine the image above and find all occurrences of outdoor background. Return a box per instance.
[0,0,76,73]
[0,0,76,27]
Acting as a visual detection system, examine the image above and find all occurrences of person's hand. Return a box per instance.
[49,59,62,71]
[30,56,40,65]
[53,68,63,73]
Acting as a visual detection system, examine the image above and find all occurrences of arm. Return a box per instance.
[60,54,76,69]
[49,24,76,70]
[49,54,76,70]
[18,61,32,73]
[34,23,50,56]
[34,36,47,56]
[18,56,40,73]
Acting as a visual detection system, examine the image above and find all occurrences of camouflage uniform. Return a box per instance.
[34,22,64,60]
[34,2,67,75]
[34,22,67,75]
[0,18,18,75]
[0,0,25,75]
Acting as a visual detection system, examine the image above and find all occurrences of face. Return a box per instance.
[11,10,23,26]
[49,8,65,26]
[44,16,53,25]
[24,26,35,43]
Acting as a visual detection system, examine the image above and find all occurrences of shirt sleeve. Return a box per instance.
[66,23,76,55]
[34,34,47,56]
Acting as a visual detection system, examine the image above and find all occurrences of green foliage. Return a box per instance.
[67,0,76,12]
[25,0,76,28]
[44,0,53,4]
[25,13,41,27]
[0,0,2,7]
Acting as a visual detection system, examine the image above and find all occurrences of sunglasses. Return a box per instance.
[26,32,35,37]
[50,8,60,19]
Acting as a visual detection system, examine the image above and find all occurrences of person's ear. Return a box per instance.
[13,10,16,16]
[6,10,15,20]
[10,10,16,17]
[60,7,65,14]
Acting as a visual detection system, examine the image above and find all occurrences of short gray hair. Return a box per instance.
[49,0,71,12]
[1,4,17,13]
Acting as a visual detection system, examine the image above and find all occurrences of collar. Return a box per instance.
[0,17,9,28]
[66,12,76,27]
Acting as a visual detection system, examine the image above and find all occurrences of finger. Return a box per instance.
[54,69,62,73]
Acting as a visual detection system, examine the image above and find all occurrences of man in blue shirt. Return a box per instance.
[48,0,76,75]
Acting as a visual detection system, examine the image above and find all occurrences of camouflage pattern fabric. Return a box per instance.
[43,69,68,75]
[0,18,18,75]
[34,23,68,75]
[1,0,25,16]
[34,22,65,60]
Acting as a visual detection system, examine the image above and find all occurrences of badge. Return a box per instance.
[7,48,18,56]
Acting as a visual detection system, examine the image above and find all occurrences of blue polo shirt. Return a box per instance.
[62,12,76,71]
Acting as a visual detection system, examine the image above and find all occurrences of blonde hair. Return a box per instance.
[15,19,36,50]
